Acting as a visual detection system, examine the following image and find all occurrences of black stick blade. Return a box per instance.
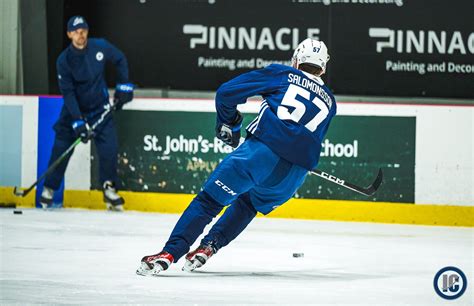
[360,168,384,196]
[371,168,384,192]
[13,187,25,197]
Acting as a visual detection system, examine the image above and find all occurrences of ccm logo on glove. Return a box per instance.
[116,83,134,92]
[113,83,134,110]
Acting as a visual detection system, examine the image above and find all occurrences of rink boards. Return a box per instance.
[0,95,472,226]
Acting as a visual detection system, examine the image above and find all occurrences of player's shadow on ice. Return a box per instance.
[162,270,387,281]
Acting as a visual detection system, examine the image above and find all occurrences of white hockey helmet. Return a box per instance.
[292,38,330,73]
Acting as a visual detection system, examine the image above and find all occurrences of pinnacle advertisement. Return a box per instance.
[329,1,473,98]
[75,0,473,98]
[91,111,416,203]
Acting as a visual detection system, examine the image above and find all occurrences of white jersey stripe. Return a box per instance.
[246,117,258,131]
[247,101,268,132]
[248,102,269,134]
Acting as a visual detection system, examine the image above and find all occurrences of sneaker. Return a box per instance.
[103,181,124,211]
[183,244,216,272]
[136,251,174,276]
[39,187,54,209]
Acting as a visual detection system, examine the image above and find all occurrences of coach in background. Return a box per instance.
[40,16,134,211]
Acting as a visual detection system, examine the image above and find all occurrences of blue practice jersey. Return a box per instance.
[56,38,129,120]
[215,64,337,170]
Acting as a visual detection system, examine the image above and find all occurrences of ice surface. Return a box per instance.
[0,209,472,305]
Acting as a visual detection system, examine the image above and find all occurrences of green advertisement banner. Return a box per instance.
[92,111,415,203]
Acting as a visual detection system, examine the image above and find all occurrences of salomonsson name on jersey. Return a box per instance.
[216,63,337,170]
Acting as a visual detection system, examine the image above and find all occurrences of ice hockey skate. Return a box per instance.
[136,251,174,276]
[39,186,54,209]
[183,244,216,272]
[103,181,124,211]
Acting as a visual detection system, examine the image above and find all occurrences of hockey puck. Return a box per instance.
[13,210,23,215]
[292,253,304,258]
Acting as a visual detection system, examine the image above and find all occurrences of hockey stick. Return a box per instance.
[310,168,383,196]
[13,104,114,197]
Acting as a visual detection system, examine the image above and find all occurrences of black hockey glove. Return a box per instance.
[113,83,134,110]
[72,119,93,143]
[216,110,243,148]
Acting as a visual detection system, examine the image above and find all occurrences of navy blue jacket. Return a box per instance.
[56,38,129,121]
[215,64,336,170]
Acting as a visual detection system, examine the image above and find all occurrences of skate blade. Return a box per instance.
[41,204,60,210]
[106,203,124,212]
[136,262,163,277]
[182,259,202,272]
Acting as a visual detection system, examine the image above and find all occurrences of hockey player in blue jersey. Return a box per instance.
[39,16,134,211]
[137,38,336,275]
